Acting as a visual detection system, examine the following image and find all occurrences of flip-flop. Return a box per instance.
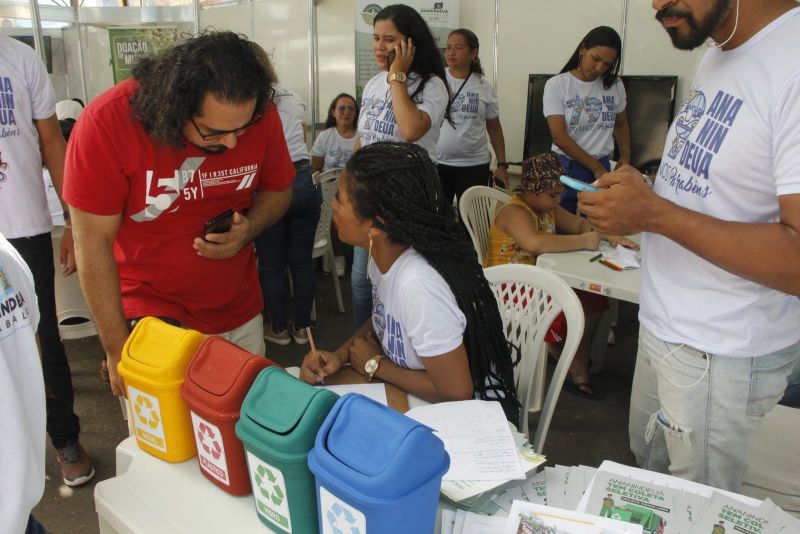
[563,378,601,400]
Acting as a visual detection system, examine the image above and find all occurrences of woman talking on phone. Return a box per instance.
[437,28,510,204]
[350,3,451,330]
[543,26,630,214]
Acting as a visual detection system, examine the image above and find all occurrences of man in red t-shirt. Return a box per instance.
[64,32,294,397]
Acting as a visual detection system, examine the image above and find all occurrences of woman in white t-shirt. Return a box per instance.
[351,4,451,331]
[543,26,630,214]
[311,93,359,174]
[437,29,510,205]
[299,142,520,423]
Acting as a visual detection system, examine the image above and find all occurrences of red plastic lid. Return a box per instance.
[185,336,274,402]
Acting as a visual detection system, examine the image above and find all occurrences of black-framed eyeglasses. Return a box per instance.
[190,112,263,141]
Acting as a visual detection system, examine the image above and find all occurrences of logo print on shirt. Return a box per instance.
[668,90,706,160]
[0,76,18,130]
[131,157,205,221]
[565,95,606,131]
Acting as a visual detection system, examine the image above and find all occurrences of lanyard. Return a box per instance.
[449,71,471,105]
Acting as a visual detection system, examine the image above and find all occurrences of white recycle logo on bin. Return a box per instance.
[319,486,365,534]
[128,386,167,452]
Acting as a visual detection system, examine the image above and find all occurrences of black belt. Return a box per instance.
[293,159,310,169]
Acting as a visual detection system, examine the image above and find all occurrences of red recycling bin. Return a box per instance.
[181,336,278,495]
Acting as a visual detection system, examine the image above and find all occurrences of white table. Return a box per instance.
[536,237,641,374]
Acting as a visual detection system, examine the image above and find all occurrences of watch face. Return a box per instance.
[365,359,378,374]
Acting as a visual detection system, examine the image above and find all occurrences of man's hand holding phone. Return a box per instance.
[193,209,252,259]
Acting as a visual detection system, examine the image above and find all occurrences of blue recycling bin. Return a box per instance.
[307,394,449,534]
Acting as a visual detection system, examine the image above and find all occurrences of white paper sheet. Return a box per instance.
[406,400,525,481]
[504,501,643,534]
[317,382,388,406]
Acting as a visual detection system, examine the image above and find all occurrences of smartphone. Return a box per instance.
[203,209,234,238]
[559,175,600,192]
[387,49,396,69]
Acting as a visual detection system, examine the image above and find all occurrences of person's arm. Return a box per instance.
[69,207,130,396]
[35,114,76,276]
[299,318,374,383]
[351,337,473,402]
[486,117,509,188]
[387,38,433,142]
[498,203,600,256]
[546,115,608,179]
[554,205,639,250]
[613,110,631,168]
[311,155,324,174]
[579,167,800,295]
[193,185,292,259]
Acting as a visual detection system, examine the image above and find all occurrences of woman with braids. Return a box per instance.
[350,3,451,331]
[543,26,630,214]
[299,142,520,422]
[437,28,510,205]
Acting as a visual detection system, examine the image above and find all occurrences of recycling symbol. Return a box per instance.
[254,464,284,506]
[197,422,222,460]
[134,395,160,429]
[326,502,361,534]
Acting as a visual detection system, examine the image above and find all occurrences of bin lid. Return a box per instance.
[186,336,273,398]
[242,367,335,437]
[324,394,431,478]
[120,317,205,384]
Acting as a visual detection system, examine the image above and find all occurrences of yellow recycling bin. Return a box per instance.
[119,317,205,462]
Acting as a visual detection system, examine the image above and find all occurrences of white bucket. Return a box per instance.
[51,226,97,340]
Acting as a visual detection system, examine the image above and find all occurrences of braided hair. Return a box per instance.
[345,142,520,422]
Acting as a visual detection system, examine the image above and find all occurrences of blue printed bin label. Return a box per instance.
[246,451,292,533]
[190,412,229,485]
[128,386,166,452]
[319,486,366,534]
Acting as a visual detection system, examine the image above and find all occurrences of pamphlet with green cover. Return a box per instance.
[694,492,775,534]
[583,471,682,534]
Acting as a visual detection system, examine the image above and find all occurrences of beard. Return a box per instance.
[191,142,228,155]
[655,0,733,50]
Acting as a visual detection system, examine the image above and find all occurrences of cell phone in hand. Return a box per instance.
[387,49,396,69]
[203,209,234,239]
[559,175,600,192]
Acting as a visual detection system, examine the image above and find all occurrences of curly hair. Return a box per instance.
[130,31,273,147]
[344,142,521,422]
[324,93,360,129]
[374,4,453,125]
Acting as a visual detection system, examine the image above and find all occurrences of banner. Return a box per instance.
[354,1,459,99]
[109,27,178,84]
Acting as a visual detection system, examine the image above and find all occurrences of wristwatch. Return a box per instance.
[364,355,383,381]
[388,71,407,84]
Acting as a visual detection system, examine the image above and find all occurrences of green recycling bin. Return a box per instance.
[235,367,338,534]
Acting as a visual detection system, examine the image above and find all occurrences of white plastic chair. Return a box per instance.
[484,263,585,453]
[312,168,345,314]
[459,185,511,265]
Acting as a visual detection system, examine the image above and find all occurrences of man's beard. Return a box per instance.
[656,0,733,50]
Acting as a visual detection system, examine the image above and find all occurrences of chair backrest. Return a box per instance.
[313,168,342,248]
[459,186,511,265]
[483,263,585,453]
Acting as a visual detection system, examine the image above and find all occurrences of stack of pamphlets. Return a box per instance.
[503,501,643,534]
[441,508,506,534]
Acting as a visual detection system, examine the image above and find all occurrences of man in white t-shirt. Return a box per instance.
[0,35,94,487]
[579,0,800,492]
[0,232,47,534]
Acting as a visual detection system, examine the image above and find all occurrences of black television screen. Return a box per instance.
[523,74,677,173]
[11,35,53,74]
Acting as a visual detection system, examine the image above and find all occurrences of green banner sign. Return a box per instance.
[109,27,177,84]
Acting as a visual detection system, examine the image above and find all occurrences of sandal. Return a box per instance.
[99,359,109,382]
[563,378,601,400]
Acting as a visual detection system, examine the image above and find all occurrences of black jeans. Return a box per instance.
[9,232,80,449]
[436,162,491,207]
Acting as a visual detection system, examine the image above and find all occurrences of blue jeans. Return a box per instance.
[351,246,372,331]
[557,154,610,214]
[255,163,321,331]
[629,325,800,491]
[9,233,80,449]
[26,515,48,534]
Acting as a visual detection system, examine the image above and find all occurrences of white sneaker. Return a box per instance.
[334,256,346,277]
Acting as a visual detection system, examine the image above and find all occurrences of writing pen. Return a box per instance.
[306,327,325,384]
[599,259,623,271]
[589,253,603,262]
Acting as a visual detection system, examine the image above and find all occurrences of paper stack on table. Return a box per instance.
[600,243,641,270]
[406,400,546,513]
[441,508,506,534]
[504,501,643,533]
